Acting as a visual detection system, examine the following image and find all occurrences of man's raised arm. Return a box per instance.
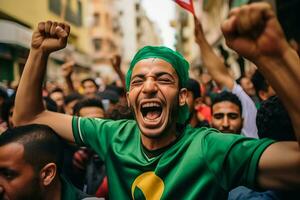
[222,2,300,190]
[194,16,234,89]
[13,21,75,142]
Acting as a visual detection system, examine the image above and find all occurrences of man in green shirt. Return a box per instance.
[13,2,300,199]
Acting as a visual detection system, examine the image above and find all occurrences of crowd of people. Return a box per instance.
[0,2,300,200]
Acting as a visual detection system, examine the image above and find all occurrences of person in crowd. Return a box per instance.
[63,93,83,115]
[48,88,65,113]
[0,124,91,199]
[194,15,258,138]
[256,95,295,141]
[110,54,126,90]
[61,58,76,95]
[185,78,210,128]
[73,98,105,119]
[66,98,106,196]
[236,76,256,98]
[1,94,16,130]
[236,75,260,106]
[13,2,300,199]
[229,95,298,200]
[251,70,276,103]
[81,78,99,98]
[96,88,120,112]
[0,89,11,134]
[211,91,243,134]
[0,87,8,121]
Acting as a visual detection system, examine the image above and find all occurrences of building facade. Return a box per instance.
[0,0,92,85]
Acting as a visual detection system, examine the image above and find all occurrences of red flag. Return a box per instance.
[174,0,195,15]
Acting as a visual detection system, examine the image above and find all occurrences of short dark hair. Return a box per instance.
[64,93,83,105]
[0,124,64,173]
[81,78,99,89]
[0,86,8,99]
[73,98,104,116]
[1,94,15,123]
[256,96,295,141]
[211,91,242,114]
[186,78,201,99]
[49,87,64,95]
[43,96,58,112]
[106,102,134,120]
[251,70,269,95]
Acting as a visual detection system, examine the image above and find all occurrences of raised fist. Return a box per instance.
[110,54,122,72]
[31,21,70,54]
[61,60,75,78]
[221,3,289,61]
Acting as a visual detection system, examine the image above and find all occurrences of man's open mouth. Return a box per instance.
[141,102,163,121]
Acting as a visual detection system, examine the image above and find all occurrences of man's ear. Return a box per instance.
[126,92,131,108]
[179,88,188,106]
[40,163,57,186]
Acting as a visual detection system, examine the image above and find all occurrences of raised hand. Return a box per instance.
[110,54,122,73]
[221,3,289,61]
[194,16,206,45]
[61,60,75,78]
[31,21,70,54]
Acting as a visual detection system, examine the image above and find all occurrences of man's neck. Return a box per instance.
[141,132,177,151]
[44,178,62,200]
[141,124,185,151]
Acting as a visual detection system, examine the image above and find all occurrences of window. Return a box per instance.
[93,38,103,51]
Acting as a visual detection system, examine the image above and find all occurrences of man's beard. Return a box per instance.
[17,174,44,200]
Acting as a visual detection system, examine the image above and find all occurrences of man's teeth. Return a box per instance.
[142,102,160,108]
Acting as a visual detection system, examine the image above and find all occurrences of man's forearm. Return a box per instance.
[255,48,300,142]
[14,49,48,125]
[65,75,75,95]
[197,39,234,89]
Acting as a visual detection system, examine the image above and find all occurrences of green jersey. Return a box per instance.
[72,117,273,200]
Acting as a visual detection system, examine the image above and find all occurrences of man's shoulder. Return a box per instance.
[185,126,221,140]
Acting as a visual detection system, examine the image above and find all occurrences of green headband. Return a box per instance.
[125,46,190,124]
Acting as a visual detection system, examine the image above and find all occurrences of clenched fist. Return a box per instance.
[221,2,289,62]
[31,21,70,54]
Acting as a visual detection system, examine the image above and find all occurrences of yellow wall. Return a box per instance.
[0,0,90,53]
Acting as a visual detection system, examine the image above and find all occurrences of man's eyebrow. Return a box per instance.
[155,71,175,77]
[131,74,145,80]
[213,113,224,115]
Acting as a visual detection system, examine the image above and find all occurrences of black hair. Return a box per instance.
[64,93,83,105]
[49,87,64,95]
[0,86,8,99]
[97,89,119,104]
[106,84,125,96]
[81,78,99,89]
[106,102,134,120]
[251,70,269,95]
[186,78,201,99]
[1,94,15,124]
[256,96,295,141]
[0,124,64,173]
[43,96,58,112]
[73,97,104,116]
[211,91,242,114]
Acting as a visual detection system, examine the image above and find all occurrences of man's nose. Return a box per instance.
[222,116,230,128]
[142,78,158,94]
